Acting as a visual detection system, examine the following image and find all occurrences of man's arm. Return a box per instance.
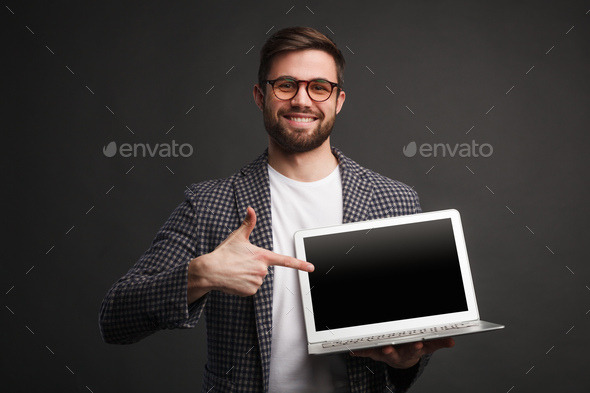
[100,204,314,344]
[99,199,201,344]
[387,355,428,392]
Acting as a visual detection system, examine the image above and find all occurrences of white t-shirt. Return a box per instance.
[267,164,350,393]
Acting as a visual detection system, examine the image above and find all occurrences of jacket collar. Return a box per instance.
[236,147,374,223]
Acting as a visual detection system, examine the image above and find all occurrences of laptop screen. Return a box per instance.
[303,218,469,332]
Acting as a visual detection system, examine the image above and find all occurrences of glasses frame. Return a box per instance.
[264,77,341,102]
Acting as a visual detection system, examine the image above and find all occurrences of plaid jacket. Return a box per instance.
[100,147,430,392]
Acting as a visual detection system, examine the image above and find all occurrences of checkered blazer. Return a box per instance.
[100,147,430,392]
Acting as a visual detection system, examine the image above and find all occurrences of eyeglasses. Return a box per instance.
[264,77,341,102]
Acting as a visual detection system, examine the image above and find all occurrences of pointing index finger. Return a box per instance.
[266,252,315,272]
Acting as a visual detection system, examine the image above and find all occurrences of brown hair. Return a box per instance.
[258,26,346,88]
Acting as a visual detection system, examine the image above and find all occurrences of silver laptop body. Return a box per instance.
[294,209,504,355]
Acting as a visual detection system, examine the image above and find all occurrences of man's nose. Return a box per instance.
[290,83,313,108]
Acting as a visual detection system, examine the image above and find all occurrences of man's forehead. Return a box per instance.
[267,49,338,81]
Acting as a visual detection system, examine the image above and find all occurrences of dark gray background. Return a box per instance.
[2,0,589,392]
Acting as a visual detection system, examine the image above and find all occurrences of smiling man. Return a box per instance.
[100,26,453,393]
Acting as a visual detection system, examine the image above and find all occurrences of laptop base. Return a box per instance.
[309,320,504,355]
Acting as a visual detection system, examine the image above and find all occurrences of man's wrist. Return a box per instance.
[388,358,421,392]
[389,356,421,370]
[187,255,214,304]
[390,357,421,371]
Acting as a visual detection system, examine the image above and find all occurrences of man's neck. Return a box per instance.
[267,139,338,182]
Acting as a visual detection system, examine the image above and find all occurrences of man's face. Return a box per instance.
[254,50,346,153]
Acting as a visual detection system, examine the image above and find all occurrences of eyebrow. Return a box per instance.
[276,75,333,82]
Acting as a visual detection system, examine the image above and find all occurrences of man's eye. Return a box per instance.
[278,82,295,89]
[311,83,329,91]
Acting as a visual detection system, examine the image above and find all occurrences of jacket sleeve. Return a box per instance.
[413,190,422,214]
[99,197,207,344]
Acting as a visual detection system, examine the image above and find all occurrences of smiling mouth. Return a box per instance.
[284,115,317,123]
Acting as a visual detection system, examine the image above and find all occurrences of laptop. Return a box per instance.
[294,209,504,355]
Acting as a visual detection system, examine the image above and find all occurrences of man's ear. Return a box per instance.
[253,84,264,111]
[335,89,346,115]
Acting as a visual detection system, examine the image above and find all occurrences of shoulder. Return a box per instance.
[334,147,416,194]
[364,166,417,198]
[333,147,421,215]
[184,150,268,205]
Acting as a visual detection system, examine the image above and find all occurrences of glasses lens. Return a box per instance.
[274,78,298,100]
[308,80,333,101]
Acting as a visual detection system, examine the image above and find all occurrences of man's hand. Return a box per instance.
[187,207,314,303]
[351,338,455,369]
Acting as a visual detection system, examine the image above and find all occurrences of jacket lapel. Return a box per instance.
[232,151,274,392]
[333,147,374,224]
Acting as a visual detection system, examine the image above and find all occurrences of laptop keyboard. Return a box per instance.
[321,322,479,348]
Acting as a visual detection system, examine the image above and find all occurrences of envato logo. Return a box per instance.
[403,141,493,158]
[103,141,193,158]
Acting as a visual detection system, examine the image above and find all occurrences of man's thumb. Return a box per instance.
[239,207,257,239]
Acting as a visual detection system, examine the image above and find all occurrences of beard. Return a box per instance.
[263,103,336,153]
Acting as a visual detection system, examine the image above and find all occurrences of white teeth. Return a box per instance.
[288,117,315,123]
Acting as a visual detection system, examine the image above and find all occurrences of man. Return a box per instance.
[100,26,454,392]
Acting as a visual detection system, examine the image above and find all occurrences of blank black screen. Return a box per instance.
[303,218,468,331]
